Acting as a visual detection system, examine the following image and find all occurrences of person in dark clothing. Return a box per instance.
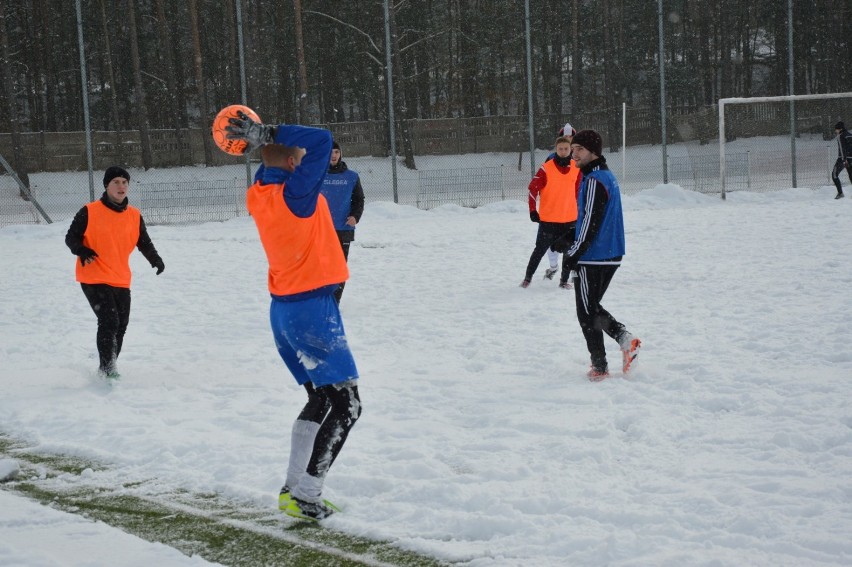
[832,121,852,199]
[551,130,641,381]
[320,140,365,302]
[65,166,164,379]
[522,133,581,289]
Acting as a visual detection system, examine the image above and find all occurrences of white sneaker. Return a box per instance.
[618,333,641,374]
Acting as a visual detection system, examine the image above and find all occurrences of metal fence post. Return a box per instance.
[524,0,535,179]
[658,0,668,184]
[747,151,751,190]
[0,152,52,223]
[383,0,398,203]
[75,0,95,201]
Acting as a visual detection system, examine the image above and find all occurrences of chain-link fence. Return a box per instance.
[2,1,852,228]
[2,96,851,228]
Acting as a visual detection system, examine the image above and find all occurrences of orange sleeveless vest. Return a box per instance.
[246,182,348,296]
[538,159,580,223]
[75,200,141,287]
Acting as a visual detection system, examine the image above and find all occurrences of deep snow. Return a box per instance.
[1,178,851,566]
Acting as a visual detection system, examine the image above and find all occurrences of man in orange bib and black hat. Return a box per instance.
[65,166,165,379]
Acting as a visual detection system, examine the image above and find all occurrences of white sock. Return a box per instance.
[292,473,324,504]
[546,248,559,268]
[285,420,320,490]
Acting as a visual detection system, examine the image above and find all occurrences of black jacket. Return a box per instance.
[838,129,852,161]
[65,192,163,268]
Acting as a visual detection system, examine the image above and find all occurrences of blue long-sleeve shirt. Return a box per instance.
[252,125,333,218]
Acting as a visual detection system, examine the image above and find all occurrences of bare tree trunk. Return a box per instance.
[293,0,309,122]
[226,0,237,100]
[388,2,416,170]
[740,5,753,96]
[699,1,712,105]
[99,0,124,164]
[274,1,295,123]
[718,2,732,99]
[33,0,57,132]
[602,0,617,151]
[126,0,152,169]
[154,0,187,164]
[0,2,30,197]
[446,0,457,115]
[572,0,581,116]
[188,0,213,166]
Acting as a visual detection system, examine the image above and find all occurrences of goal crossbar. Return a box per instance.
[718,92,852,198]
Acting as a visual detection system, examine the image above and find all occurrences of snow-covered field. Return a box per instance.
[0,487,218,566]
[1,174,851,565]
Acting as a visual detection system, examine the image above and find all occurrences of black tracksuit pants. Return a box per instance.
[832,158,852,194]
[81,283,131,373]
[574,264,626,371]
[334,239,351,303]
[525,221,575,282]
[334,230,354,303]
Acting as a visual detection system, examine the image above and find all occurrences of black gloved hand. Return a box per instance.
[77,246,98,266]
[225,110,276,154]
[550,236,571,253]
[152,258,165,275]
[529,210,540,223]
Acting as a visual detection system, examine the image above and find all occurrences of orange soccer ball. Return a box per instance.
[211,104,261,155]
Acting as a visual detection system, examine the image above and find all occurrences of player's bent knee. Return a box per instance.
[326,380,362,423]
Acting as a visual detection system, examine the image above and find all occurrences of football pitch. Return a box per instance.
[0,434,446,567]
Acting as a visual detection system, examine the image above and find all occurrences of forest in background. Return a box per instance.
[1,0,851,172]
[5,1,852,130]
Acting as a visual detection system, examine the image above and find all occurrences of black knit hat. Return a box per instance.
[103,166,130,187]
[571,129,603,156]
[332,140,340,151]
[835,121,845,131]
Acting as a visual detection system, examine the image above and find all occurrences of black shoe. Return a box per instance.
[544,267,558,280]
[836,193,845,199]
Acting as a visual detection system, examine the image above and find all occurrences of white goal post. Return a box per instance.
[718,92,852,199]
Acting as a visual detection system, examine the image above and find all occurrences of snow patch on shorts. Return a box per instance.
[297,350,319,370]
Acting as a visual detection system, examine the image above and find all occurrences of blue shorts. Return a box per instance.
[269,292,358,387]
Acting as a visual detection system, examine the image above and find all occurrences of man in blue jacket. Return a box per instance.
[321,140,365,302]
[552,130,641,381]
